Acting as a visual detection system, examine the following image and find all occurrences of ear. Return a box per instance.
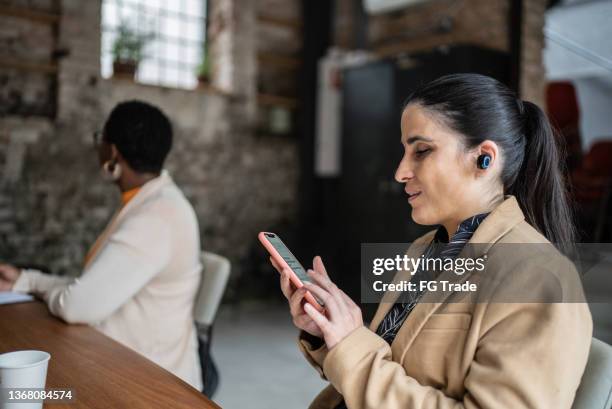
[110,145,131,173]
[110,144,120,162]
[475,140,499,171]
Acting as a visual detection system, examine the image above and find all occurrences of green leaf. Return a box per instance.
[112,21,153,64]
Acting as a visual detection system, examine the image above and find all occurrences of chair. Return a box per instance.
[571,141,612,241]
[546,81,582,171]
[571,338,612,409]
[194,251,231,398]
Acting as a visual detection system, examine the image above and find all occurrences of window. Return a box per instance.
[101,0,207,89]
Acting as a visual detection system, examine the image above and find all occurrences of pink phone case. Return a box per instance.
[258,232,325,312]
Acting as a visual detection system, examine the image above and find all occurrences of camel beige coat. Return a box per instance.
[299,196,592,409]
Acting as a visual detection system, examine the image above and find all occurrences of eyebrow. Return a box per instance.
[405,135,434,144]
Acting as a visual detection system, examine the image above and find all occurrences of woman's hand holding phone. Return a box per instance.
[274,255,364,349]
[272,256,324,338]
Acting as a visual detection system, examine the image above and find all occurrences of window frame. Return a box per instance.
[100,0,209,90]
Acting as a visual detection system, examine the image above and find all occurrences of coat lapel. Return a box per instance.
[368,230,436,331]
[371,195,525,355]
[82,171,173,270]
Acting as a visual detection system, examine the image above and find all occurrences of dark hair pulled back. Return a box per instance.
[406,73,575,254]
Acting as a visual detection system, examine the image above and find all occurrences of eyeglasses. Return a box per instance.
[92,130,102,147]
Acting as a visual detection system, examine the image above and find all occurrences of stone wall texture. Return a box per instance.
[521,0,547,107]
[0,0,299,296]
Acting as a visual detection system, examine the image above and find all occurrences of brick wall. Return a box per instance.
[333,0,547,106]
[0,0,104,274]
[372,0,509,54]
[521,0,547,107]
[256,0,301,97]
[0,0,56,116]
[0,0,299,293]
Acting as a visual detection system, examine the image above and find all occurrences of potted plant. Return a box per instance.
[112,23,152,80]
[197,44,211,86]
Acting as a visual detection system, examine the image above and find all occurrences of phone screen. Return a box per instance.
[265,234,311,284]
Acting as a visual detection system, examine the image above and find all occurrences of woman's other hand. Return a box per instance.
[0,263,21,291]
[272,256,324,338]
[302,256,363,349]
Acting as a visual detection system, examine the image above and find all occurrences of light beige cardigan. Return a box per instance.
[14,171,203,390]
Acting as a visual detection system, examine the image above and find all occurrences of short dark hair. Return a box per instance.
[103,100,173,173]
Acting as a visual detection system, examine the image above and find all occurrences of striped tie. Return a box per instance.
[375,213,488,345]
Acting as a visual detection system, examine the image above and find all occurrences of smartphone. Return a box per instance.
[258,232,325,312]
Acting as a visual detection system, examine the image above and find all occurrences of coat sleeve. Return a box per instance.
[298,330,330,379]
[13,269,74,295]
[16,212,172,324]
[322,300,592,409]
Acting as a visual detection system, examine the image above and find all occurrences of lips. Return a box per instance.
[406,190,421,202]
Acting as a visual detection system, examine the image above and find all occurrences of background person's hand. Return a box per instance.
[272,256,324,338]
[0,263,21,291]
[301,257,363,349]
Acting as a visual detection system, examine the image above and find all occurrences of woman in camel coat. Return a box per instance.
[272,74,592,409]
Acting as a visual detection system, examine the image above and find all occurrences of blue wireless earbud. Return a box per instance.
[477,154,491,169]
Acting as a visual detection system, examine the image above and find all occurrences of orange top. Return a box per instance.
[83,187,142,267]
[121,187,141,206]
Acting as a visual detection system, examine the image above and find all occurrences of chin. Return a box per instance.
[410,207,437,227]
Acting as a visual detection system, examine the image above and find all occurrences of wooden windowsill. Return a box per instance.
[0,4,60,24]
[0,59,57,74]
[257,93,299,110]
[107,76,234,99]
[196,81,233,98]
[257,15,303,30]
[257,53,302,70]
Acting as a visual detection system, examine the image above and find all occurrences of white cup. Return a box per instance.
[0,350,51,409]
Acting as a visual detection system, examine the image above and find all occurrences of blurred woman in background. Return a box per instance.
[0,100,203,391]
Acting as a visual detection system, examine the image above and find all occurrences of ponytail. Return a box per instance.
[509,100,576,254]
[406,74,577,255]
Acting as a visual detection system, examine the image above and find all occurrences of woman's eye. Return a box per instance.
[415,148,431,157]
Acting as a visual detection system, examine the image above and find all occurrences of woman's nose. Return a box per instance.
[394,158,414,183]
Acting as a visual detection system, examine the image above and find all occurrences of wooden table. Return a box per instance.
[0,301,221,408]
